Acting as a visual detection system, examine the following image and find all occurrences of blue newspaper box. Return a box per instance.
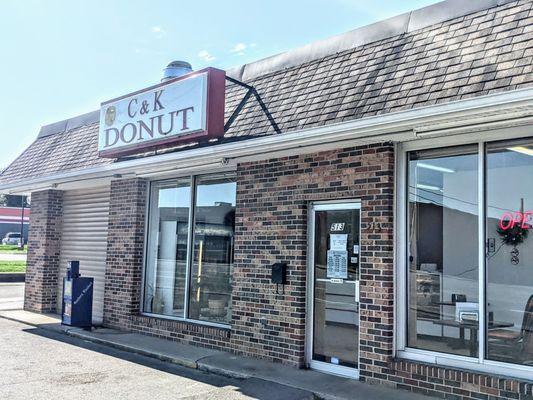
[62,261,93,329]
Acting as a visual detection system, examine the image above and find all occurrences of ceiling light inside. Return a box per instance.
[507,146,533,156]
[417,162,455,173]
[416,183,443,192]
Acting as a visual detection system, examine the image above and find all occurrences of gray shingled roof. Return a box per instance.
[1,0,532,185]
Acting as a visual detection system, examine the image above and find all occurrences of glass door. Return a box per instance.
[308,201,360,378]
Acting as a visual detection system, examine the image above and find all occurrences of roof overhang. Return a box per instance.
[3,87,533,195]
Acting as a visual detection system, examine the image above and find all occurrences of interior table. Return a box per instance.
[430,319,514,357]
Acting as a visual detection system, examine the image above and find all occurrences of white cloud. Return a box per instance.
[198,50,216,62]
[230,43,247,53]
[151,26,165,39]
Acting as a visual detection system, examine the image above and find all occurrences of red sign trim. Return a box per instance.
[98,67,226,158]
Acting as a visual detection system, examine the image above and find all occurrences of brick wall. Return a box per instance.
[384,360,533,399]
[231,143,395,366]
[97,147,532,400]
[24,189,63,313]
[100,144,395,365]
[103,178,147,329]
[100,177,233,346]
[130,315,230,350]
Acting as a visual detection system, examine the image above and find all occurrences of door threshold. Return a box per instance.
[309,360,359,379]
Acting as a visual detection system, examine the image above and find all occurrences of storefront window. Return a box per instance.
[142,173,236,325]
[406,138,533,372]
[188,175,236,324]
[407,146,479,357]
[486,139,533,366]
[143,179,191,317]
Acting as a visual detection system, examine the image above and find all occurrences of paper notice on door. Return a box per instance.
[327,250,348,279]
[330,234,347,251]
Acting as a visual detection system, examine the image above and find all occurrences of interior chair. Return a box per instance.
[451,293,467,304]
[487,294,533,364]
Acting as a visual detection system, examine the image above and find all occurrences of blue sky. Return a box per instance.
[0,0,438,168]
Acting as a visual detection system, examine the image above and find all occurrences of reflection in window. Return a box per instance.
[407,146,479,357]
[188,175,236,324]
[143,180,191,317]
[486,139,533,366]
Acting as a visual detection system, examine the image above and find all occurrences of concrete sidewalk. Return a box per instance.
[0,282,25,309]
[0,310,430,400]
[0,253,27,261]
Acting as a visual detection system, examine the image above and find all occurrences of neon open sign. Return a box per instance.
[498,211,533,231]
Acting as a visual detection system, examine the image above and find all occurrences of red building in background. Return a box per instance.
[0,207,30,243]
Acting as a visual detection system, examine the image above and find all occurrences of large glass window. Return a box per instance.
[143,173,236,325]
[188,175,236,324]
[406,137,533,372]
[407,146,479,357]
[486,139,533,366]
[143,179,191,317]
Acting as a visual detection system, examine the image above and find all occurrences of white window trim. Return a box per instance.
[305,200,362,379]
[394,124,533,382]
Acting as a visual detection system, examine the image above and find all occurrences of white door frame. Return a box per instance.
[306,200,361,379]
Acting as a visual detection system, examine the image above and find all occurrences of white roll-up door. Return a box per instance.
[57,186,110,325]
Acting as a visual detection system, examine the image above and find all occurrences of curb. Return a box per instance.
[0,314,379,400]
[0,312,206,372]
[197,362,251,380]
[0,273,25,283]
[65,329,199,369]
[0,313,433,400]
[65,331,318,399]
[196,362,331,400]
[58,328,318,399]
[1,314,319,398]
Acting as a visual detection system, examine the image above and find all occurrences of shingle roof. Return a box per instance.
[1,0,532,185]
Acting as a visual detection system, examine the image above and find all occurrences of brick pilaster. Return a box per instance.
[24,189,63,313]
[103,178,147,329]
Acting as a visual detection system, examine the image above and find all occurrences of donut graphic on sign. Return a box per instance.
[105,106,116,126]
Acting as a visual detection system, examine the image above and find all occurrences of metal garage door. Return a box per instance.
[57,186,110,325]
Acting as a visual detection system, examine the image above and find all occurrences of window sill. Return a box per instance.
[135,312,231,331]
[396,349,533,383]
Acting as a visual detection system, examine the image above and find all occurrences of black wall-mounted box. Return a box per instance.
[271,263,287,284]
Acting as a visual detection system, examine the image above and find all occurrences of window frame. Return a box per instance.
[395,125,533,381]
[405,143,482,358]
[140,172,236,329]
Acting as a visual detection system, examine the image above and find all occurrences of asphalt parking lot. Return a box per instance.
[0,318,313,400]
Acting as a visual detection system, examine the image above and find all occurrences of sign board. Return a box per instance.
[327,250,348,279]
[330,223,345,232]
[98,67,225,157]
[330,234,347,251]
[498,211,533,230]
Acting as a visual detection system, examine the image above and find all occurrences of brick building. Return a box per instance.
[1,0,532,398]
[0,206,30,244]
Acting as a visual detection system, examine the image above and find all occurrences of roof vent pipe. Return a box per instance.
[161,61,193,82]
